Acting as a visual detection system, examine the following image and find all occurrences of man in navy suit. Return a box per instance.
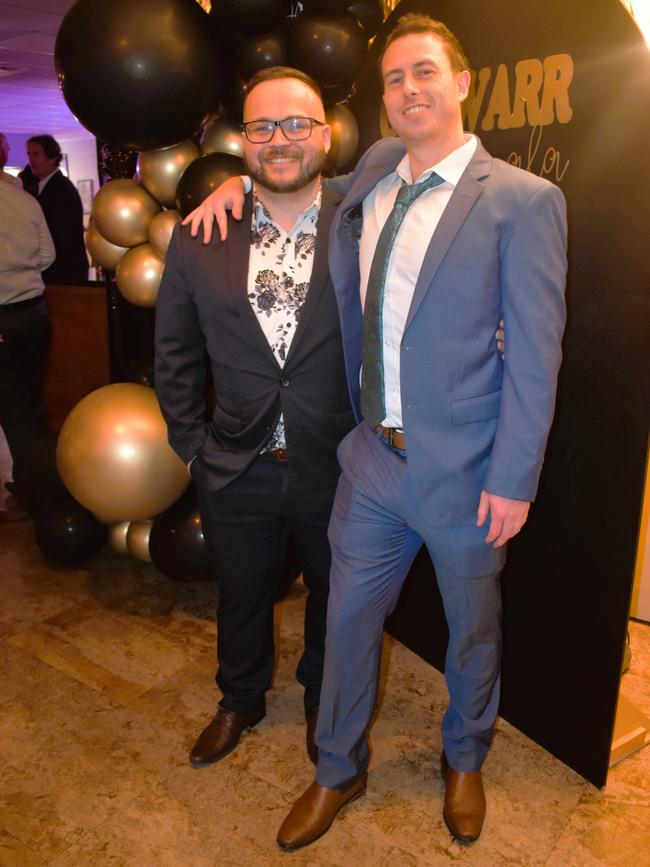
[155,69,355,770]
[274,15,567,849]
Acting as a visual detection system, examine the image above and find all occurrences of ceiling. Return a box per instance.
[0,0,92,139]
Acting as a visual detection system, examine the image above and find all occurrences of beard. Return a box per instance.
[244,145,327,193]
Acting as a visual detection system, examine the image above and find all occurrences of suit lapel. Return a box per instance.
[284,183,338,366]
[225,192,280,368]
[404,144,492,332]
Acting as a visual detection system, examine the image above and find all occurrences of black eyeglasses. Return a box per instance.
[241,116,326,144]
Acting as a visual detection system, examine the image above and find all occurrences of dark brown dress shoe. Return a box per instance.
[305,704,318,766]
[276,773,367,851]
[441,752,486,844]
[189,705,265,768]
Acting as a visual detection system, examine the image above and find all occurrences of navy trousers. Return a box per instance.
[315,422,506,788]
[194,455,332,714]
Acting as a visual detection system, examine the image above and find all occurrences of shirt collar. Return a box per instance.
[252,185,321,235]
[38,169,58,194]
[395,134,478,187]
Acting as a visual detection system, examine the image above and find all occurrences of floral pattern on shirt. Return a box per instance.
[248,187,321,449]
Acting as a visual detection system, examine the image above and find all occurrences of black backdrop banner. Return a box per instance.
[347,0,650,787]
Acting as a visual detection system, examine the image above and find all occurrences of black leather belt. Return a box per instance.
[1,295,44,311]
[374,425,406,450]
[262,447,289,463]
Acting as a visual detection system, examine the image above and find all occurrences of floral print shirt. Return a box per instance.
[248,186,320,450]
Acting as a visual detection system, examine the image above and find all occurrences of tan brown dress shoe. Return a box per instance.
[305,705,318,766]
[189,705,265,767]
[441,752,486,844]
[277,773,367,851]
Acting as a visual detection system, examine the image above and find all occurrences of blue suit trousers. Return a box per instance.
[315,422,506,787]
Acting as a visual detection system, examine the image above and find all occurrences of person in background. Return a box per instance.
[24,134,87,284]
[0,134,21,186]
[0,138,55,522]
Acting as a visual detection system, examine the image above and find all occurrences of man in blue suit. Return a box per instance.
[274,14,567,849]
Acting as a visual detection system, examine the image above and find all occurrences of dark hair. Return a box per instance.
[244,66,323,107]
[27,134,63,166]
[380,13,470,73]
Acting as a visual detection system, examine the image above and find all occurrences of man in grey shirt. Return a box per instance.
[0,151,55,521]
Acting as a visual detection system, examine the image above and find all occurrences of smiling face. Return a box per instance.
[242,77,331,194]
[381,32,470,156]
[27,141,57,180]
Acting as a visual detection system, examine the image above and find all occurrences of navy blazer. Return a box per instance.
[155,184,354,514]
[328,137,568,526]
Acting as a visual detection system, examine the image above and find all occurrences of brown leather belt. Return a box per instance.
[262,447,289,463]
[374,425,406,450]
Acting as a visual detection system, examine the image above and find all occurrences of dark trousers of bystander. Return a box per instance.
[0,295,50,512]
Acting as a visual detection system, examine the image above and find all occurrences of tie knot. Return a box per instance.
[395,171,443,206]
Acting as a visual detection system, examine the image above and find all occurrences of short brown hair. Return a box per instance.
[244,66,323,107]
[27,134,63,166]
[380,13,470,73]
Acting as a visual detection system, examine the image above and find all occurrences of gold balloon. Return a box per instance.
[116,243,165,308]
[57,384,189,524]
[326,104,360,168]
[109,521,131,556]
[149,209,181,258]
[201,117,244,158]
[127,520,153,562]
[92,179,160,248]
[137,141,200,207]
[86,220,129,270]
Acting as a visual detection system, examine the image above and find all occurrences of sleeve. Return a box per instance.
[483,182,568,502]
[37,206,55,270]
[154,225,210,464]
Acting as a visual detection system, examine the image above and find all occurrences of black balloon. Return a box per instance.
[210,0,290,36]
[238,29,289,82]
[175,153,244,218]
[149,487,214,583]
[347,0,384,37]
[288,12,368,87]
[55,0,222,150]
[321,81,357,108]
[122,361,155,388]
[222,74,248,122]
[36,496,107,566]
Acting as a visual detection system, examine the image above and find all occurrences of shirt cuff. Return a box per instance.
[241,175,252,194]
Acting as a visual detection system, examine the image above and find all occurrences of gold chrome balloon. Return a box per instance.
[92,179,160,247]
[326,104,360,168]
[127,520,153,562]
[86,220,129,270]
[149,209,181,258]
[109,520,131,556]
[137,141,200,207]
[57,384,189,524]
[200,117,244,158]
[116,243,165,308]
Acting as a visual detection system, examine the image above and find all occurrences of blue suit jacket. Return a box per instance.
[328,137,568,526]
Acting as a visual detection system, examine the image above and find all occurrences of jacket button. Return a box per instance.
[280,377,290,387]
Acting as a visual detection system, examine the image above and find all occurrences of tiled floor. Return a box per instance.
[1,438,649,866]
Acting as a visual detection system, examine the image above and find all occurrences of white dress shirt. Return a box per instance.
[0,181,55,304]
[359,135,478,428]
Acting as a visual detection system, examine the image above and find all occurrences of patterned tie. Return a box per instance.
[361,171,444,427]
